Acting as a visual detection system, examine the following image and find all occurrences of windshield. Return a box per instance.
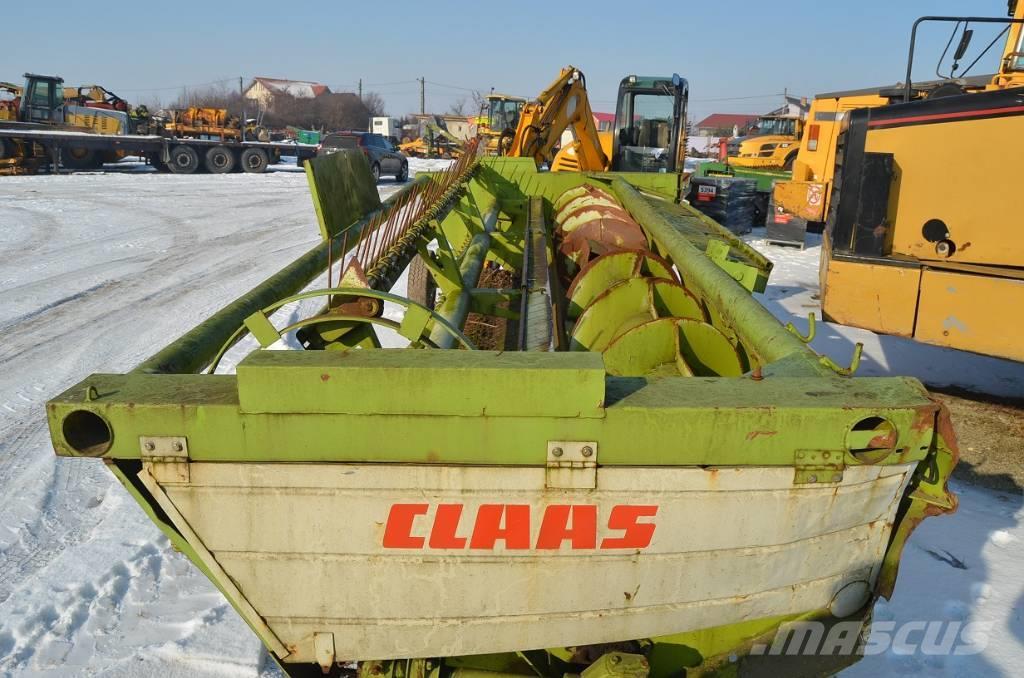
[754,117,796,136]
[488,99,522,131]
[614,89,680,172]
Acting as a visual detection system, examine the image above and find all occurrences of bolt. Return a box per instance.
[796,451,804,459]
[581,445,594,458]
[808,474,818,483]
[610,655,621,665]
[552,447,563,458]
[172,441,183,452]
[832,473,842,482]
[144,441,155,452]
[823,451,830,459]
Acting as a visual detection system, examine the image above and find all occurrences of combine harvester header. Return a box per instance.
[48,138,958,676]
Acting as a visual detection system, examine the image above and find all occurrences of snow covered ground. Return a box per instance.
[0,162,1020,676]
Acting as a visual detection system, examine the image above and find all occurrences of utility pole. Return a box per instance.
[358,78,363,100]
[240,76,245,142]
[419,77,425,115]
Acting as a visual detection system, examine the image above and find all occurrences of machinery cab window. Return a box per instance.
[754,116,797,136]
[612,76,686,173]
[23,75,63,122]
[1012,29,1024,71]
[488,98,523,133]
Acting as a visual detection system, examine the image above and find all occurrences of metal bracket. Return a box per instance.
[313,632,336,673]
[546,441,598,489]
[140,435,189,483]
[794,449,844,485]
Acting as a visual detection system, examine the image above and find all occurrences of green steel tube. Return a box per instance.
[134,183,423,375]
[610,178,822,371]
[428,206,498,349]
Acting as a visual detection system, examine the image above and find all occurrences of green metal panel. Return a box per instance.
[236,349,606,418]
[304,149,382,240]
[48,368,937,468]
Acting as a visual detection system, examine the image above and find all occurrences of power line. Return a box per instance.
[690,92,792,102]
[425,80,487,93]
[364,79,419,87]
[112,77,240,93]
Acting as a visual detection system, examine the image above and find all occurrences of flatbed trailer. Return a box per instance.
[0,125,318,174]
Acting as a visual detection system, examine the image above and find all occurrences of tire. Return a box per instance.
[62,146,98,170]
[396,161,409,182]
[407,255,437,310]
[240,147,269,173]
[783,152,797,171]
[205,145,236,174]
[167,145,200,174]
[370,162,381,183]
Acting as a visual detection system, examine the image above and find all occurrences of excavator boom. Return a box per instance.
[506,66,610,171]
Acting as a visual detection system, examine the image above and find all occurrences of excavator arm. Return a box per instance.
[505,66,610,171]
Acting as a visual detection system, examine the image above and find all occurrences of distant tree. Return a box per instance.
[470,90,486,117]
[447,97,467,116]
[170,84,247,118]
[362,91,386,117]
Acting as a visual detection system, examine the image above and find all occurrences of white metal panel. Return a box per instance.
[159,463,913,663]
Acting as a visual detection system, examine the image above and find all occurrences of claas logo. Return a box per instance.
[383,503,658,550]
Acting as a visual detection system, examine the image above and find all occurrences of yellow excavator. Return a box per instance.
[817,3,1024,362]
[501,66,688,175]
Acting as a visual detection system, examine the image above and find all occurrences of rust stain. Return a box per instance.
[745,430,777,440]
[868,431,897,448]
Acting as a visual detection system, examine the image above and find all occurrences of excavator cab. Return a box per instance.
[20,74,65,124]
[611,74,687,173]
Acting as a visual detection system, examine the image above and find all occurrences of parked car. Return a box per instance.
[317,131,409,182]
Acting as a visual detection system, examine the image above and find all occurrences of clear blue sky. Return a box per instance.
[7,0,1014,121]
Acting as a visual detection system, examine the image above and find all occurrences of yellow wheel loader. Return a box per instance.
[727,114,804,170]
[817,4,1024,362]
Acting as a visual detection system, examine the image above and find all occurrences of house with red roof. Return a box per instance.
[245,77,332,109]
[693,113,759,136]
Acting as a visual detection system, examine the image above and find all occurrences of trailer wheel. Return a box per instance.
[63,146,99,170]
[167,145,200,174]
[240,147,269,173]
[205,146,236,174]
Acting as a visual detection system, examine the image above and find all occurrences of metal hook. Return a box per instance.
[785,312,816,343]
[819,342,863,376]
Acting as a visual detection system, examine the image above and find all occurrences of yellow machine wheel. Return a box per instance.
[62,146,100,170]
